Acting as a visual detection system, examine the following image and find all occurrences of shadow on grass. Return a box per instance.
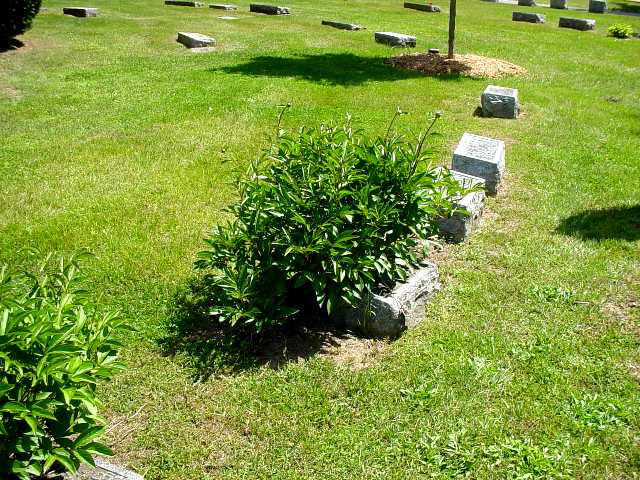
[158,274,357,380]
[0,38,25,53]
[216,52,429,86]
[609,0,640,14]
[556,204,640,242]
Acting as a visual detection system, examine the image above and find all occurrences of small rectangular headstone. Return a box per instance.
[249,4,290,14]
[452,133,505,195]
[404,2,442,12]
[374,32,417,47]
[481,85,520,119]
[177,32,216,48]
[559,17,596,30]
[550,0,568,8]
[209,3,237,9]
[218,15,238,19]
[321,20,364,30]
[437,169,486,243]
[63,7,99,17]
[517,0,536,6]
[588,0,607,12]
[165,0,204,6]
[512,11,545,22]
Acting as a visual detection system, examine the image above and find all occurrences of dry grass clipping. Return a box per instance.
[386,53,527,79]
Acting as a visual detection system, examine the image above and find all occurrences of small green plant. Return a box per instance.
[0,0,42,45]
[0,252,127,479]
[607,23,634,39]
[196,113,465,332]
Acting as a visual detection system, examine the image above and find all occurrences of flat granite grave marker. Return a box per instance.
[218,15,238,19]
[249,4,290,14]
[559,17,596,29]
[517,0,536,6]
[512,11,546,22]
[437,170,486,243]
[452,133,505,195]
[481,85,520,119]
[321,20,364,30]
[165,0,204,6]
[550,0,568,8]
[404,2,442,12]
[374,32,417,47]
[65,458,143,480]
[63,7,99,17]
[209,3,237,9]
[177,32,216,48]
[588,0,607,12]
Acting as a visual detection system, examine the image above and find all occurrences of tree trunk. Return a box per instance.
[448,0,457,58]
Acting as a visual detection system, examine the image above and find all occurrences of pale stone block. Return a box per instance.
[452,133,506,195]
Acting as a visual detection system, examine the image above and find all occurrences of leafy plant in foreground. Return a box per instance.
[196,114,465,332]
[607,23,634,38]
[0,252,127,479]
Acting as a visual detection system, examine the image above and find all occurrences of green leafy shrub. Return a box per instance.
[0,0,42,44]
[195,114,465,332]
[607,23,634,39]
[0,253,127,479]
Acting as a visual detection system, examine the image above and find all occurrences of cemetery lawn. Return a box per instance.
[1,0,639,478]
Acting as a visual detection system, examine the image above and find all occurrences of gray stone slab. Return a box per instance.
[218,15,239,19]
[165,0,204,5]
[63,7,99,17]
[550,0,568,8]
[321,19,364,30]
[177,32,216,48]
[518,0,536,6]
[374,31,417,47]
[588,0,607,12]
[481,85,520,119]
[437,170,486,243]
[249,3,290,14]
[65,458,143,480]
[559,16,596,30]
[404,2,442,12]
[209,3,237,9]
[512,11,546,22]
[331,263,440,337]
[452,133,505,195]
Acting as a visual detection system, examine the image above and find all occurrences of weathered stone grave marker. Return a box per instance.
[588,0,607,12]
[404,2,442,12]
[65,458,143,480]
[550,0,568,9]
[249,4,290,14]
[177,32,216,48]
[559,17,596,30]
[374,32,417,47]
[512,11,545,22]
[452,133,506,195]
[218,15,238,19]
[437,170,486,243]
[481,85,520,119]
[517,0,536,6]
[321,20,364,30]
[63,7,99,17]
[428,48,440,53]
[165,0,204,6]
[209,3,237,9]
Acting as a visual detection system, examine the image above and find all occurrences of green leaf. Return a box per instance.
[83,441,114,457]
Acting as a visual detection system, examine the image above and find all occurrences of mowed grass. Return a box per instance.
[1,0,640,478]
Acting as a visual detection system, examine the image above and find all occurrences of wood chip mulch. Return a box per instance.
[385,52,527,79]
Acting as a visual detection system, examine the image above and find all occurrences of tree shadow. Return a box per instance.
[556,205,640,242]
[609,0,640,14]
[215,52,427,86]
[0,38,25,53]
[158,274,360,380]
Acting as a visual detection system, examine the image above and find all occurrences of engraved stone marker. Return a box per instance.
[452,133,505,195]
[437,170,486,243]
[512,11,546,22]
[559,17,596,30]
[588,0,607,12]
[550,0,568,9]
[321,20,364,30]
[249,4,290,14]
[481,85,520,119]
[210,3,237,9]
[517,0,536,6]
[65,458,143,480]
[63,7,99,17]
[165,0,204,6]
[404,2,442,12]
[177,32,216,48]
[374,32,417,47]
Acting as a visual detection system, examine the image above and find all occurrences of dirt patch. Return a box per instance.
[0,85,22,100]
[385,53,527,79]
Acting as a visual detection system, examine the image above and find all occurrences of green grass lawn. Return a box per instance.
[1,0,640,477]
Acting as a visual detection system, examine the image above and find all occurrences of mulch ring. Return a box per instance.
[385,53,527,79]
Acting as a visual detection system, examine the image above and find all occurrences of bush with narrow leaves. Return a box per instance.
[0,0,42,45]
[607,23,634,38]
[195,114,465,332]
[0,253,127,479]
